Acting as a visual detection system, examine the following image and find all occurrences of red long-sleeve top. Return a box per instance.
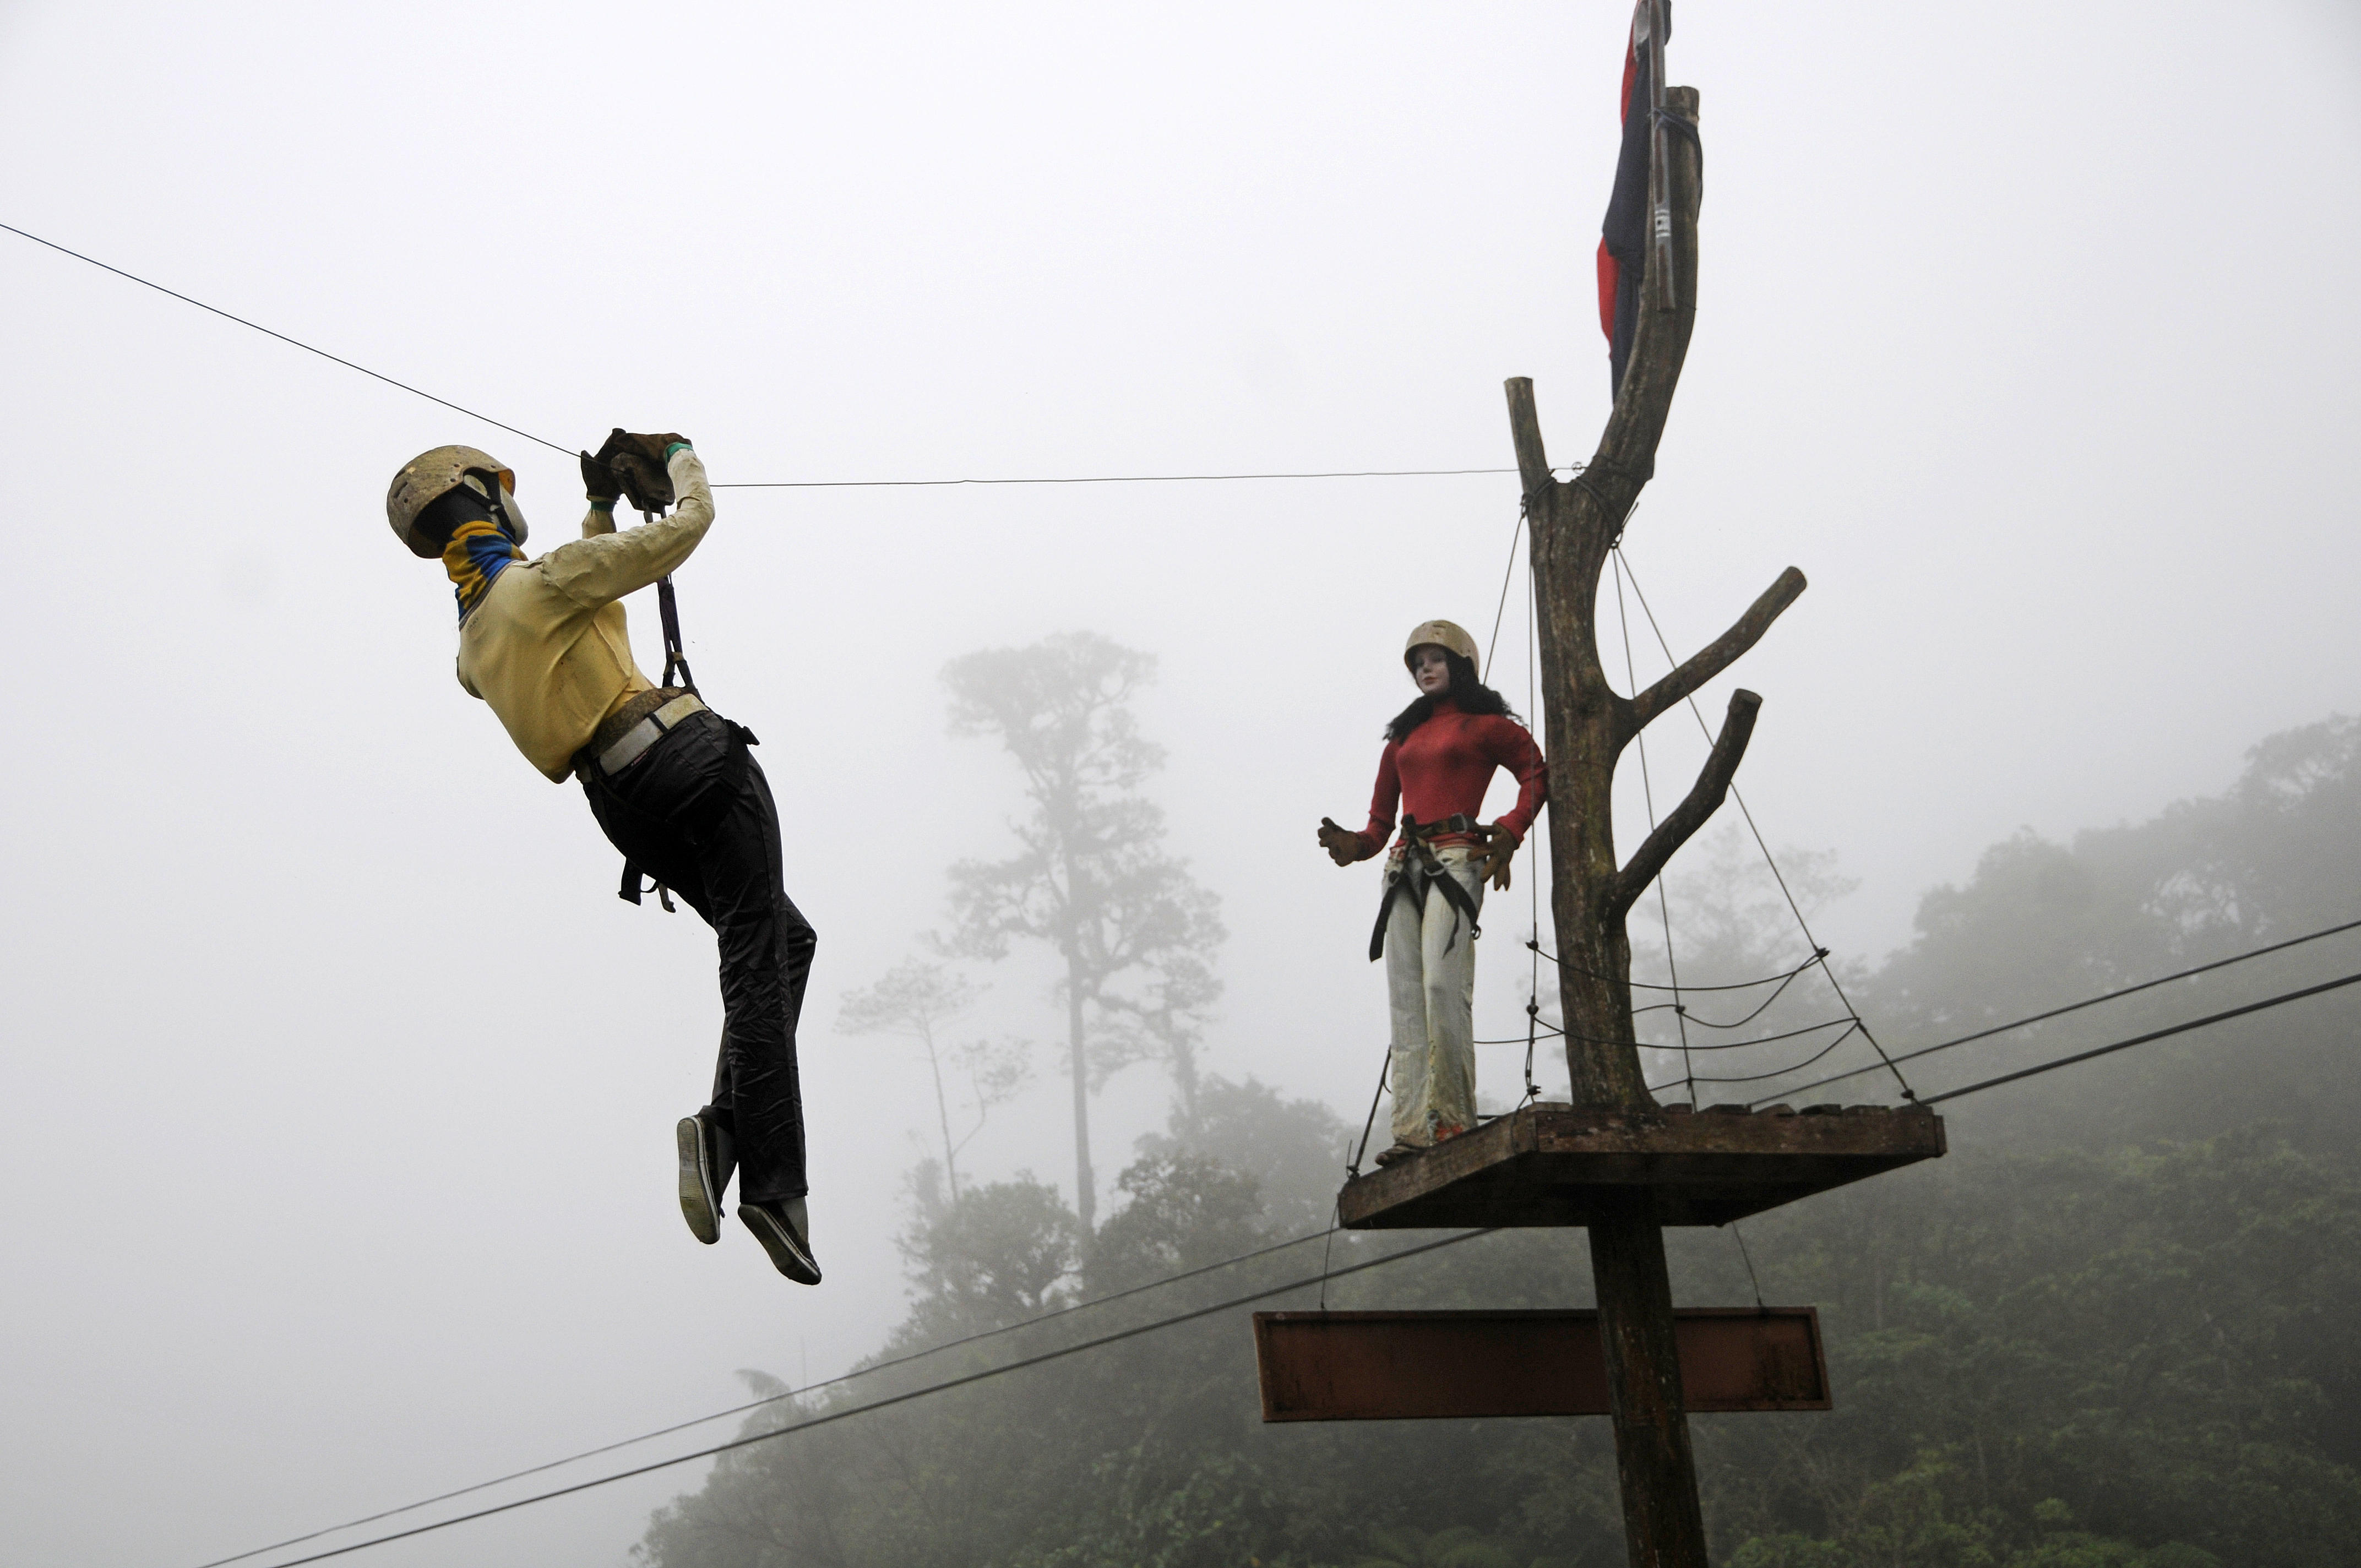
[1358,699,1548,856]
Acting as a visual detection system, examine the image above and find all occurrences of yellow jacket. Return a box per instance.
[458,447,714,781]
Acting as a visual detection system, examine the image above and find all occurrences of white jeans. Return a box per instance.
[1382,843,1486,1147]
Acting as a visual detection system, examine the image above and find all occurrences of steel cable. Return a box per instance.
[202,1229,1495,1568]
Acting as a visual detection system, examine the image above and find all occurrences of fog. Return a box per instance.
[2,2,2356,1565]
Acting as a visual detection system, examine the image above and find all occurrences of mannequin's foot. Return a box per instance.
[742,1197,821,1285]
[676,1114,731,1244]
[1373,1142,1419,1167]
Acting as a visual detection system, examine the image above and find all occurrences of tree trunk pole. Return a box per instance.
[1511,81,1728,1568]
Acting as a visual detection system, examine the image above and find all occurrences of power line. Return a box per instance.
[1753,913,2361,1106]
[189,1220,1351,1568]
[1919,966,2361,1106]
[1,221,1513,492]
[213,1228,1494,1568]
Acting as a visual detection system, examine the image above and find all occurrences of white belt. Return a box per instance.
[596,694,707,775]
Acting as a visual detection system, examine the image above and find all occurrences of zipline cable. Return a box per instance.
[188,1219,1362,1568]
[1,222,1514,492]
[1917,967,2361,1106]
[0,222,575,458]
[206,1228,1495,1568]
[1751,913,2361,1106]
[714,468,1518,489]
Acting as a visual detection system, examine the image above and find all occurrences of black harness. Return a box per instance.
[1367,815,1486,962]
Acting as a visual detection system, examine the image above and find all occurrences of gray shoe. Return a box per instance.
[741,1200,822,1285]
[676,1114,731,1245]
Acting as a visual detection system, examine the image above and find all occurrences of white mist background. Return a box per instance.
[1,1,2355,1564]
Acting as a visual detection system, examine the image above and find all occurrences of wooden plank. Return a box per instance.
[1252,1307,1829,1422]
[1337,1102,1945,1230]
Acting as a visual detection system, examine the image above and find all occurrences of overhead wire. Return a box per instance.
[1916,967,2361,1106]
[1752,913,2361,1106]
[1,222,1514,492]
[208,1228,1495,1568]
[189,1217,1364,1568]
[0,222,574,458]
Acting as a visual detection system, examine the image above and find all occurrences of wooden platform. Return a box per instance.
[1338,1102,1946,1229]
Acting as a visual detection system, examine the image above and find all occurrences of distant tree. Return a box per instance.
[941,631,1226,1229]
[838,957,1030,1202]
[1131,1074,1352,1238]
[895,1170,1082,1343]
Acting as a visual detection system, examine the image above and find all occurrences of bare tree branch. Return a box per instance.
[1609,688,1761,928]
[1628,568,1806,733]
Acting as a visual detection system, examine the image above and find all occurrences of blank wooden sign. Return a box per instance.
[1252,1308,1830,1422]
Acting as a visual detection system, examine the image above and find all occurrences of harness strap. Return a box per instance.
[1366,815,1486,961]
[638,504,698,695]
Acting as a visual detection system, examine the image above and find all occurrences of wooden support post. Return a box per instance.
[1511,85,1793,1568]
[1590,1201,1709,1566]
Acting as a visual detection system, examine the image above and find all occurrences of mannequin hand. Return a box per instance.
[580,450,621,503]
[600,430,689,464]
[1479,825,1517,890]
[1316,817,1366,867]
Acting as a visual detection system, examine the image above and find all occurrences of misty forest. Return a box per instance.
[7,4,2357,1567]
[632,636,2361,1568]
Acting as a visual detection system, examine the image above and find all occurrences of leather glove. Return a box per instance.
[596,429,677,512]
[1317,817,1368,867]
[579,450,621,503]
[1478,825,1518,891]
[600,430,689,464]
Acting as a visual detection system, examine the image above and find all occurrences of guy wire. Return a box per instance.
[1612,551,1696,1099]
[1611,547,1913,1100]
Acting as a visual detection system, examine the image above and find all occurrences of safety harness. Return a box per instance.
[589,503,756,913]
[1367,814,1489,962]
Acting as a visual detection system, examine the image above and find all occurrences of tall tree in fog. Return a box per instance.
[941,631,1224,1229]
[838,959,1030,1202]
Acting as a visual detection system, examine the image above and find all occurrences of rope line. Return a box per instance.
[1753,913,2361,1106]
[1527,940,1827,994]
[188,1219,1354,1568]
[1651,966,1813,1031]
[1,222,1515,492]
[1612,548,1915,1101]
[1613,551,1696,1098]
[1605,1013,1857,1057]
[1481,499,1528,684]
[210,1229,1495,1568]
[1646,1023,1862,1092]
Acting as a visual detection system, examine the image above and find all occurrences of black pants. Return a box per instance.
[578,710,814,1204]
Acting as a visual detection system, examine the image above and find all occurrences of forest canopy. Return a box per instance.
[637,716,2361,1568]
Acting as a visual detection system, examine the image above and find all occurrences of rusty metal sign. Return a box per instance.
[1252,1308,1829,1422]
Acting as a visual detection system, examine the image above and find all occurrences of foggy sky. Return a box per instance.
[3,2,2357,1565]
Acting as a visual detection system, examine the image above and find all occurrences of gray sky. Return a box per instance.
[3,2,2357,1565]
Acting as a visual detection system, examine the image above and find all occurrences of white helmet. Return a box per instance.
[1403,619,1480,671]
[385,445,527,557]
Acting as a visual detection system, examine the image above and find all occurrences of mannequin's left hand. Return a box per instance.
[1479,825,1517,890]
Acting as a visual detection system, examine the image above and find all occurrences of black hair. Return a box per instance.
[1385,650,1522,742]
[414,481,500,552]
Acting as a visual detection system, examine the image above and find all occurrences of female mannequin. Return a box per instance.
[1318,619,1547,1164]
